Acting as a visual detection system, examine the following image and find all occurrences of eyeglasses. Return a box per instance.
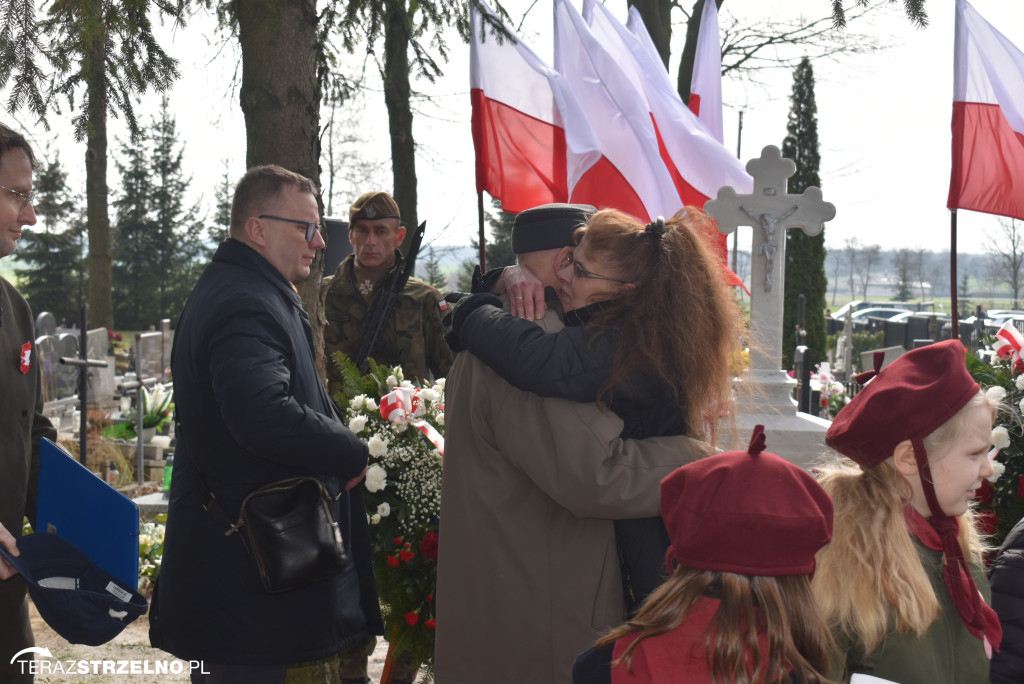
[259,214,321,242]
[563,251,631,284]
[0,183,33,211]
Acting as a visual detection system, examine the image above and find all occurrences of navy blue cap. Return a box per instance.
[0,533,148,646]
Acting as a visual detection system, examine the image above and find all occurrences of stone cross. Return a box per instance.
[705,145,835,373]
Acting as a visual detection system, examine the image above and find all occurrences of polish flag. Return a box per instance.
[688,0,725,144]
[554,0,681,221]
[470,0,599,213]
[947,0,1024,220]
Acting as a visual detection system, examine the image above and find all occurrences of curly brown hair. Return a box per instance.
[580,207,745,442]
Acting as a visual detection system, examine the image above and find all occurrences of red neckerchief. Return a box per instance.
[903,503,1001,651]
[611,597,775,684]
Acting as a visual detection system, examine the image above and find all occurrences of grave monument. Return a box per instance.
[705,145,836,468]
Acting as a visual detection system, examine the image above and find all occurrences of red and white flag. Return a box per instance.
[688,0,725,144]
[469,0,600,213]
[947,0,1024,220]
[554,0,681,221]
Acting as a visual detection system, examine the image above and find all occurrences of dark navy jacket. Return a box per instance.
[150,239,382,665]
[991,517,1024,684]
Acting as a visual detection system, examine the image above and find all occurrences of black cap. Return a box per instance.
[511,203,595,254]
[0,533,148,646]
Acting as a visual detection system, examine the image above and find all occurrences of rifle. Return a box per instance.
[353,221,426,374]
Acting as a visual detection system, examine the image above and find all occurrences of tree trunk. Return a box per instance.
[627,0,672,69]
[235,0,327,371]
[676,0,723,104]
[383,0,418,255]
[85,27,113,329]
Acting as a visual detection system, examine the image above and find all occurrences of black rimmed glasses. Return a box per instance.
[259,214,321,242]
[563,250,631,284]
[0,183,33,211]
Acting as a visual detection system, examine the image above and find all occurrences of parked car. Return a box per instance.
[831,300,924,320]
[848,307,913,322]
[888,311,952,323]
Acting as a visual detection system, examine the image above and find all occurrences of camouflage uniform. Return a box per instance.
[323,253,451,396]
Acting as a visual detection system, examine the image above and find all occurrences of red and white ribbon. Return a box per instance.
[379,387,445,457]
[994,320,1024,374]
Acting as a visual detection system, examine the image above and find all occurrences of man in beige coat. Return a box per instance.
[434,204,709,684]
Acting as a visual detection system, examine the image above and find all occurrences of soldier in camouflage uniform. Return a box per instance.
[322,190,451,399]
[325,190,449,684]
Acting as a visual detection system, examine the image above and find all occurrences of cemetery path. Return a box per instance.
[28,599,391,683]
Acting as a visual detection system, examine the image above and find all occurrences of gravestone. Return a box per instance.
[35,312,56,337]
[86,328,116,408]
[137,332,163,383]
[705,145,837,468]
[56,334,80,398]
[34,334,60,403]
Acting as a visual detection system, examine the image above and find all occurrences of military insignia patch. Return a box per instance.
[359,280,374,295]
[19,341,31,374]
[364,204,377,219]
[438,300,449,312]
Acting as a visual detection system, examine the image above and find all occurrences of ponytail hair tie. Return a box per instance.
[645,216,666,240]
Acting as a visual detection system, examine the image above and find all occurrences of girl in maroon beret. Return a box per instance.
[573,426,836,684]
[815,339,1002,683]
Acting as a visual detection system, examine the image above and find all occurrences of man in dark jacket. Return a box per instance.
[991,517,1024,684]
[150,165,383,681]
[0,122,57,683]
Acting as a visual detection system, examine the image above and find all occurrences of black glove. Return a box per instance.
[442,292,502,353]
[472,265,506,294]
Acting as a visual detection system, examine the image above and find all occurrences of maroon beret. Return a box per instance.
[661,426,834,577]
[825,339,979,469]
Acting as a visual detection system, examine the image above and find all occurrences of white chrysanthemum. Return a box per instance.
[350,394,367,410]
[365,398,378,411]
[1016,375,1024,391]
[436,412,445,427]
[992,426,1011,450]
[370,513,381,525]
[1019,397,1024,414]
[400,380,414,389]
[987,386,1008,402]
[377,502,391,518]
[386,375,398,388]
[365,464,388,492]
[367,435,389,458]
[419,388,439,403]
[988,459,1006,483]
[434,378,446,391]
[348,415,368,434]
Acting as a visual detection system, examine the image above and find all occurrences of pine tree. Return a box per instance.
[781,57,827,370]
[420,247,448,291]
[113,129,159,330]
[470,198,517,271]
[16,154,87,325]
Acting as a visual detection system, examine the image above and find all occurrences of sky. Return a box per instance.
[5,0,1024,260]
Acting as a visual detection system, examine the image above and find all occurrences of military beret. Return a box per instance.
[511,203,595,254]
[350,191,401,225]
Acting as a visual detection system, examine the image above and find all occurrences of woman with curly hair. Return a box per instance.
[445,207,745,612]
[814,340,1002,683]
[572,426,836,684]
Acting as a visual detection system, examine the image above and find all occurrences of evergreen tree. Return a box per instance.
[891,248,914,301]
[781,57,827,370]
[211,161,234,246]
[16,154,87,325]
[113,130,159,330]
[420,247,448,291]
[470,198,516,271]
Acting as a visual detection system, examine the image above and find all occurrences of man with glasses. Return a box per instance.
[0,122,57,682]
[321,191,451,396]
[150,165,383,682]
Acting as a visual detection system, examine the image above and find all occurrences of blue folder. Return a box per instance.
[36,438,139,589]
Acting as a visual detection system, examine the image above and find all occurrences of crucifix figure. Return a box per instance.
[705,145,835,373]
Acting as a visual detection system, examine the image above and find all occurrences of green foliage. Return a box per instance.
[826,329,884,375]
[420,247,448,291]
[471,197,516,271]
[113,101,208,329]
[891,248,914,301]
[15,154,87,324]
[831,0,927,29]
[781,57,827,370]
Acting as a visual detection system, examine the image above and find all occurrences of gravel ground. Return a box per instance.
[27,600,391,683]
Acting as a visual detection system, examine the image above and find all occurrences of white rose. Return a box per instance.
[365,464,388,492]
[419,388,439,403]
[377,502,391,518]
[1016,375,1024,391]
[436,412,445,426]
[988,459,1006,483]
[434,378,445,391]
[367,435,389,458]
[365,398,378,411]
[350,394,367,410]
[348,415,368,434]
[386,375,398,388]
[400,380,414,389]
[1019,396,1024,414]
[370,513,381,524]
[986,386,1007,402]
[992,426,1011,450]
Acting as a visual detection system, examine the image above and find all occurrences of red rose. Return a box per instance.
[393,537,403,546]
[404,611,419,626]
[1018,476,1024,499]
[976,481,996,506]
[427,593,434,603]
[386,556,400,567]
[420,531,439,560]
[399,549,415,562]
[425,619,436,630]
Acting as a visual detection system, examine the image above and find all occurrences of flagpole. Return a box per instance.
[478,192,487,271]
[951,210,959,340]
[731,109,743,275]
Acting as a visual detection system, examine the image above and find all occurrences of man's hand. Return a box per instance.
[500,266,546,320]
[0,523,20,580]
